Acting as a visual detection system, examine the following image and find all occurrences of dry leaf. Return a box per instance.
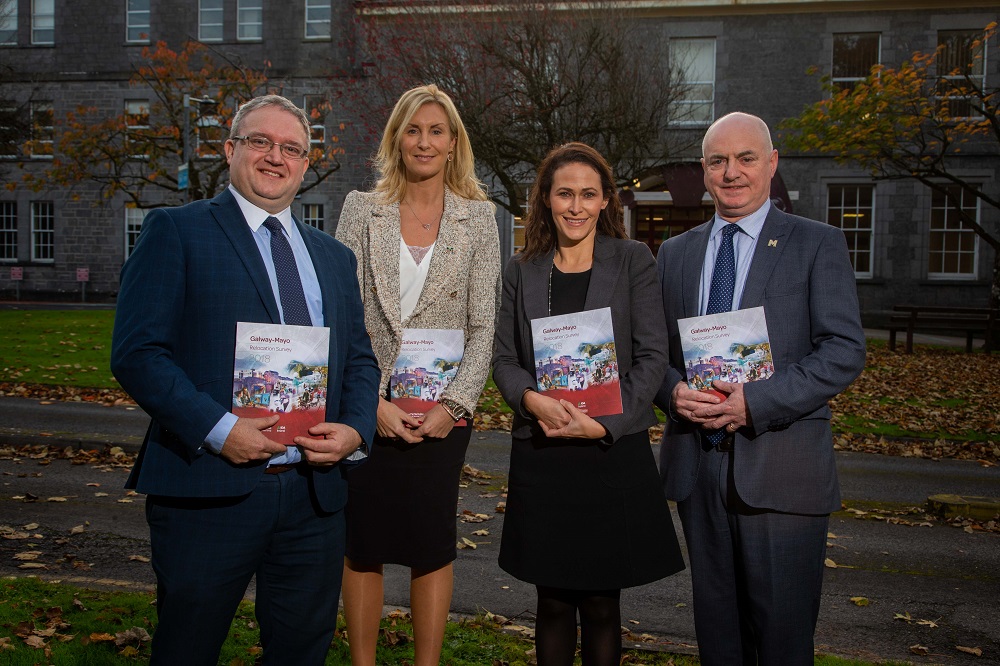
[23,523,39,530]
[459,537,477,550]
[86,483,100,487]
[23,635,47,648]
[824,558,838,568]
[18,562,47,569]
[13,551,43,560]
[94,492,109,497]
[895,612,913,622]
[849,596,869,606]
[70,525,85,535]
[956,646,983,656]
[910,644,930,656]
[472,529,490,536]
[89,633,116,642]
[46,496,67,502]
[129,555,151,563]
[917,618,939,628]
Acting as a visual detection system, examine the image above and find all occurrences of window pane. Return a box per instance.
[670,38,715,125]
[832,33,880,80]
[238,0,262,40]
[32,0,54,44]
[126,0,150,42]
[928,184,978,278]
[0,201,16,261]
[0,0,17,45]
[31,201,54,262]
[826,184,875,277]
[199,0,223,42]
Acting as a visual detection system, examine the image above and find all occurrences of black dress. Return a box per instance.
[345,411,472,569]
[498,267,684,590]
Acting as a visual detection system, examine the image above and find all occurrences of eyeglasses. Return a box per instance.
[232,135,309,160]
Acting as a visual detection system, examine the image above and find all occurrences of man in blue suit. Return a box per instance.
[655,112,866,664]
[111,95,379,665]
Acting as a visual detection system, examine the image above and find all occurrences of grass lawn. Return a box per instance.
[0,310,118,389]
[0,577,911,665]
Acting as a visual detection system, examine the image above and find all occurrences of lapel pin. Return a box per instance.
[768,239,778,247]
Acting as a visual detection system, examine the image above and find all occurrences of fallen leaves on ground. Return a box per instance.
[0,444,136,467]
[841,502,1000,534]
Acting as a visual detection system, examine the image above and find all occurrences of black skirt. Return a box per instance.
[345,424,472,569]
[499,430,684,590]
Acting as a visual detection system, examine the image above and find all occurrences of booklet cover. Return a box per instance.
[677,306,774,400]
[390,328,467,426]
[529,307,623,417]
[232,322,330,445]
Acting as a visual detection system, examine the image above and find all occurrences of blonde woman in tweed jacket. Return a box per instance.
[335,84,501,666]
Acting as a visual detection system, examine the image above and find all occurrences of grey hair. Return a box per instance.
[230,95,311,145]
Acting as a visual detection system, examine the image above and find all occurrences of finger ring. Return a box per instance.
[728,424,736,431]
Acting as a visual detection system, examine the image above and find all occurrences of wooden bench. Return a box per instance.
[888,305,997,353]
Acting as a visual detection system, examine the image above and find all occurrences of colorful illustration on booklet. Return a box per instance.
[390,328,466,425]
[530,307,623,417]
[232,322,330,444]
[678,307,773,401]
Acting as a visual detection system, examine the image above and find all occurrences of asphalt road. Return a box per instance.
[1,396,998,663]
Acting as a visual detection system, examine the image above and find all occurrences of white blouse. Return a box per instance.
[399,237,435,321]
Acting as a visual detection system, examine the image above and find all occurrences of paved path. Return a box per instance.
[1,396,998,663]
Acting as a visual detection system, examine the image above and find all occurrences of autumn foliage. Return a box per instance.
[780,22,1000,307]
[22,41,340,207]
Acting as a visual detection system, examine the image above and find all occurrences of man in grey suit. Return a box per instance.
[655,112,866,664]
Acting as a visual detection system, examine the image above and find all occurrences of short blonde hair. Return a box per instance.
[373,84,489,204]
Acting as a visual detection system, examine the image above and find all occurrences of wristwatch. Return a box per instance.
[439,398,470,422]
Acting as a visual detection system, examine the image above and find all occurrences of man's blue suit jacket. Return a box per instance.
[655,207,866,515]
[111,189,380,513]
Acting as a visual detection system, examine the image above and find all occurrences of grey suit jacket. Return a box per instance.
[492,234,668,442]
[655,207,866,515]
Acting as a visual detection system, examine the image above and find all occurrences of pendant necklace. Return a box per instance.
[404,199,442,231]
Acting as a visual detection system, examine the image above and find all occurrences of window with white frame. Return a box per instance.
[832,33,880,91]
[0,0,17,45]
[125,0,149,43]
[303,95,326,151]
[124,206,146,258]
[669,38,715,125]
[0,104,20,157]
[928,185,979,279]
[31,0,54,45]
[237,0,262,41]
[30,101,53,158]
[31,201,54,262]
[936,29,987,119]
[125,99,149,157]
[304,0,330,39]
[827,184,874,278]
[0,201,16,261]
[301,203,324,229]
[199,0,223,42]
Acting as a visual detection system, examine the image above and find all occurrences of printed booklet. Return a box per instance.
[677,306,774,400]
[529,307,623,417]
[390,328,466,426]
[232,322,330,445]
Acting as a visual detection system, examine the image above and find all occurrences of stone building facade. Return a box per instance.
[0,0,997,324]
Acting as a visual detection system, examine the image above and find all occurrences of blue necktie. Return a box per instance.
[705,223,740,446]
[263,217,311,326]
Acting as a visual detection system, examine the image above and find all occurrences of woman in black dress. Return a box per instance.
[492,142,684,665]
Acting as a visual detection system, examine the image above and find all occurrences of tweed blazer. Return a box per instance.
[336,187,502,414]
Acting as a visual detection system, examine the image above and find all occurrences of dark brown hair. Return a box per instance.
[520,142,626,261]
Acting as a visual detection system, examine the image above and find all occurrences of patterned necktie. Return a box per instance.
[705,223,740,445]
[263,217,311,326]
